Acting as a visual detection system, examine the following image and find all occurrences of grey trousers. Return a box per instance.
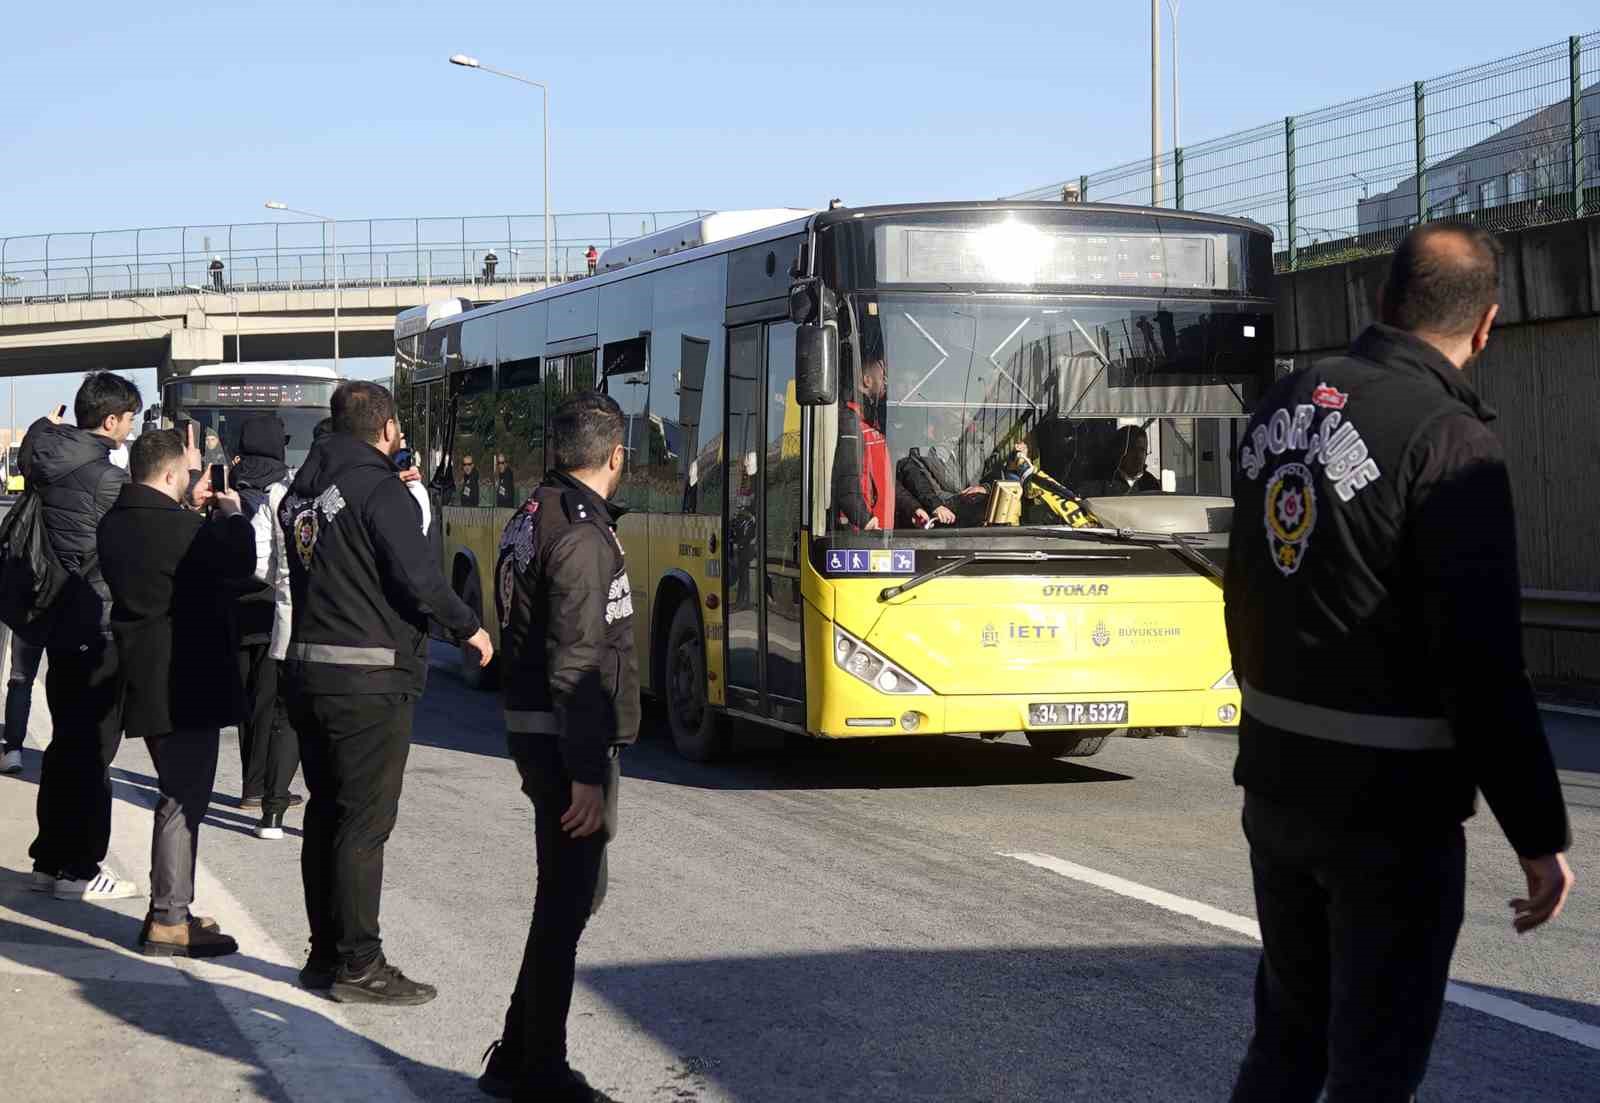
[145,728,221,926]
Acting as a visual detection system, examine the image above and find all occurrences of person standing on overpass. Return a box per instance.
[1224,222,1574,1102]
[279,381,492,1005]
[209,256,225,293]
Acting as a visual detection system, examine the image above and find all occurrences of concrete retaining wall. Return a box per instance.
[1276,214,1600,689]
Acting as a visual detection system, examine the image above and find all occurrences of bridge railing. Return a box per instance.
[0,211,709,304]
[1007,29,1599,273]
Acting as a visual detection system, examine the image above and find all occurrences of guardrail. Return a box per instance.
[1523,589,1600,632]
[0,211,710,305]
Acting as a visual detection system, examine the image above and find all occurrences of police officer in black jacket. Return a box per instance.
[479,392,640,1102]
[1225,223,1574,1102]
[279,381,493,1005]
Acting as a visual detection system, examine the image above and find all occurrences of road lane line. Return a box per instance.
[1001,850,1600,1053]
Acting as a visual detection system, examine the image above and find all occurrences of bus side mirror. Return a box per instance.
[795,323,837,406]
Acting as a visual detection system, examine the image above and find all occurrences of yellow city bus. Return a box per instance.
[5,444,22,493]
[393,203,1275,760]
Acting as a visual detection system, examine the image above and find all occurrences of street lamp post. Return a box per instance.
[265,201,340,369]
[450,54,551,286]
[1165,0,1182,152]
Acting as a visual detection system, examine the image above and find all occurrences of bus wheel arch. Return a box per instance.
[655,575,726,762]
[451,549,497,690]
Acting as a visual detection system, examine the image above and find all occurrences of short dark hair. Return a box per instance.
[129,429,186,484]
[1381,223,1503,338]
[330,381,396,441]
[75,372,143,430]
[550,391,625,472]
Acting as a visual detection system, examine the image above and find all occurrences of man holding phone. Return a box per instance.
[280,381,491,1004]
[99,426,256,955]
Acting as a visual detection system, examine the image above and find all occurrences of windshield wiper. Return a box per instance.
[878,549,1131,602]
[1020,525,1224,580]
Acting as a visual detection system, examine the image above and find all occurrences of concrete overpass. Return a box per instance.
[0,208,707,380]
[0,280,542,379]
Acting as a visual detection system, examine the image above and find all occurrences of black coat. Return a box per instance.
[1225,324,1568,859]
[279,433,478,696]
[496,472,641,784]
[18,418,127,637]
[98,484,257,737]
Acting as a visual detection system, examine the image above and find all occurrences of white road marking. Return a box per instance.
[1001,850,1600,1053]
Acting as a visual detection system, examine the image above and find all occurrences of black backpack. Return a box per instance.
[0,489,71,646]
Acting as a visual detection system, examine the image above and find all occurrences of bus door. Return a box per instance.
[724,321,804,724]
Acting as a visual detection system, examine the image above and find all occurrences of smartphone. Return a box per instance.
[208,464,226,493]
[174,418,196,449]
[54,404,67,419]
[394,448,414,471]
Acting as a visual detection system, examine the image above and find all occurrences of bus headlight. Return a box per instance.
[1212,670,1239,690]
[833,626,931,695]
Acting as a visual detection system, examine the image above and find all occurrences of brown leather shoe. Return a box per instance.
[143,911,219,933]
[139,916,239,959]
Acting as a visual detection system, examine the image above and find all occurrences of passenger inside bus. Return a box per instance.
[1080,425,1162,496]
[895,408,989,528]
[831,350,894,532]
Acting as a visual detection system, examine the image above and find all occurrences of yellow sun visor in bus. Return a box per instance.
[874,220,1236,291]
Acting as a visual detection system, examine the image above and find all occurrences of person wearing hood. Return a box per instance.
[279,381,491,1005]
[231,414,301,839]
[22,371,144,901]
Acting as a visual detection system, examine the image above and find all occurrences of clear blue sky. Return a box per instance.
[2,0,1594,421]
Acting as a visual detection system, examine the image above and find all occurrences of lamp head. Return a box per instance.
[264,201,287,210]
[449,54,480,68]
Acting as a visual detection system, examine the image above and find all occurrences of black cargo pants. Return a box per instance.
[1230,792,1466,1103]
[499,731,620,1075]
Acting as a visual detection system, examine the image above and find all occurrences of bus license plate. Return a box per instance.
[1028,701,1128,728]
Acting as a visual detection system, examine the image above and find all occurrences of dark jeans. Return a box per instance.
[290,691,413,970]
[237,644,299,814]
[500,733,619,1074]
[3,634,44,751]
[30,637,123,879]
[145,727,221,925]
[1231,792,1466,1103]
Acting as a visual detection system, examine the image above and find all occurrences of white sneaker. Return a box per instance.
[30,870,57,892]
[0,748,21,775]
[54,869,142,901]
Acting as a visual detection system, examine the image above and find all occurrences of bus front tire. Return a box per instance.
[1024,730,1110,758]
[665,603,726,762]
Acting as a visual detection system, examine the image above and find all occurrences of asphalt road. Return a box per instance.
[61,641,1590,1102]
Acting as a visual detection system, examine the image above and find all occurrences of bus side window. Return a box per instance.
[497,356,544,506]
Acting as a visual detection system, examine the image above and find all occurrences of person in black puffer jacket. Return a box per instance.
[22,372,144,901]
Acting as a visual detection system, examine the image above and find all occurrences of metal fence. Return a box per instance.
[0,210,710,304]
[1009,32,1600,271]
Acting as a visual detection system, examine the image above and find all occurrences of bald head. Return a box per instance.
[1380,223,1502,340]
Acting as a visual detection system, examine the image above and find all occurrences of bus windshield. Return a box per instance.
[167,377,336,469]
[827,293,1273,534]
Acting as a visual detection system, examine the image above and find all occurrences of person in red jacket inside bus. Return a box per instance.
[831,353,894,531]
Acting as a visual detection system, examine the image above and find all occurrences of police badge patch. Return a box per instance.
[1264,462,1316,576]
[293,506,319,569]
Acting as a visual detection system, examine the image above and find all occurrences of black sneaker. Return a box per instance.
[254,811,285,840]
[286,792,304,808]
[477,1039,518,1099]
[299,954,338,991]
[515,1064,595,1102]
[331,956,437,1006]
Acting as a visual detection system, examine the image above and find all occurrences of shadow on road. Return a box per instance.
[0,909,478,1102]
[581,944,1600,1102]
